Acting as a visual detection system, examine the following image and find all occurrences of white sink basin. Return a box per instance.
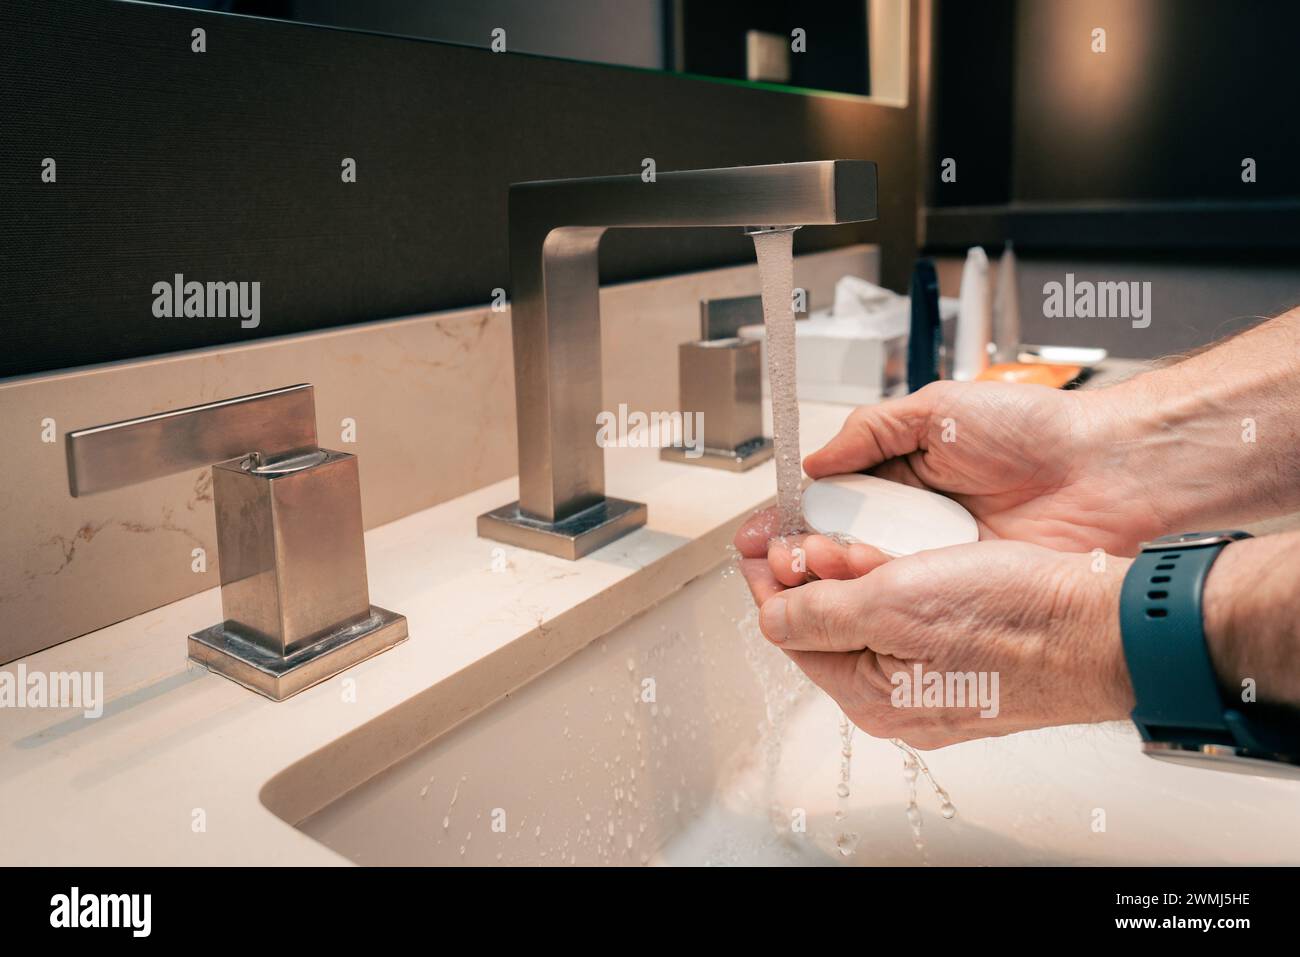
[290,561,1300,866]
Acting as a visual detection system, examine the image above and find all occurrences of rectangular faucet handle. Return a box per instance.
[699,293,810,340]
[66,383,318,496]
[700,295,763,341]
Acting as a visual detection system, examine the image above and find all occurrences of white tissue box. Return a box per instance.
[736,276,959,405]
[738,315,901,405]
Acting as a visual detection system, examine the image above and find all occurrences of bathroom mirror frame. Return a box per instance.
[153,0,911,107]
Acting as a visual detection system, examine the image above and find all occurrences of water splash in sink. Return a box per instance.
[833,712,860,857]
[894,738,958,859]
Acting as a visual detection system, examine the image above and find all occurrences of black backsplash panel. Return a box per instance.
[0,0,917,379]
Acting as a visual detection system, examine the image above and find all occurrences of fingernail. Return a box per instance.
[760,595,789,643]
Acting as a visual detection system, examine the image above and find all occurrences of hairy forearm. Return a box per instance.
[1203,529,1300,712]
[1090,307,1300,533]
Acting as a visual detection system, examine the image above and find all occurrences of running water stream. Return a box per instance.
[749,228,956,860]
[750,227,805,536]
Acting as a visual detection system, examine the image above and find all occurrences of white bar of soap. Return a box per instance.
[802,474,979,557]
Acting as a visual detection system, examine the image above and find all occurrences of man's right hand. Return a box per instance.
[795,379,1166,556]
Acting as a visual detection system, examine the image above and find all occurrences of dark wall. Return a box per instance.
[0,0,918,379]
[927,0,1015,207]
[1012,0,1300,204]
[926,0,1300,251]
[931,0,1300,207]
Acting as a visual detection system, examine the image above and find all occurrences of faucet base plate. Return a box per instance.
[477,497,647,560]
[659,437,774,472]
[188,605,408,701]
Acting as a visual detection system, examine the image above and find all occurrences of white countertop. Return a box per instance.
[0,403,853,865]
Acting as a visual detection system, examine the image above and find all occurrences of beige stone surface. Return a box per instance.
[0,246,879,663]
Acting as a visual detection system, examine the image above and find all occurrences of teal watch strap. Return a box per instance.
[1119,531,1250,747]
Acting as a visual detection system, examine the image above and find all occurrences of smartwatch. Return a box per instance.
[1119,530,1300,778]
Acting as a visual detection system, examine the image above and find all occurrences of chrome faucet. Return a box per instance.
[66,384,407,700]
[478,159,878,559]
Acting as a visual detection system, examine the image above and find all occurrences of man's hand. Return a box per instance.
[793,379,1168,556]
[729,307,1300,748]
[736,525,1134,749]
[782,307,1300,563]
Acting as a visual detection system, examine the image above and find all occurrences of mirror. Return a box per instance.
[162,0,908,104]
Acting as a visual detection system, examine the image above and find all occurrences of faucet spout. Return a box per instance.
[479,160,878,559]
